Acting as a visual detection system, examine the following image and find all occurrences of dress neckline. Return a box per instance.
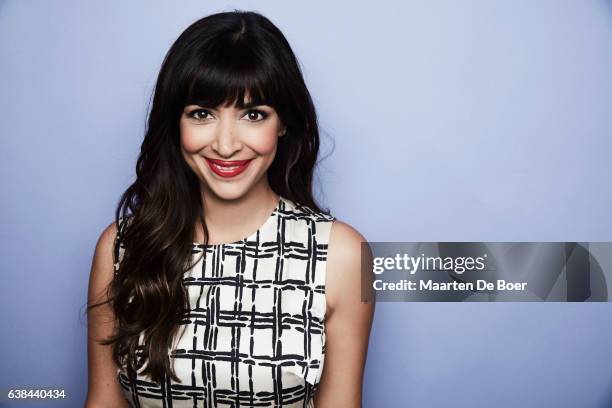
[192,195,283,247]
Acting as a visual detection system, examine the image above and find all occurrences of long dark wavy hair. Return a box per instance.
[86,10,332,384]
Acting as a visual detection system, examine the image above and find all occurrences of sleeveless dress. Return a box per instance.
[113,196,336,408]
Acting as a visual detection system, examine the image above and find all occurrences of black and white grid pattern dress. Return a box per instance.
[113,196,336,408]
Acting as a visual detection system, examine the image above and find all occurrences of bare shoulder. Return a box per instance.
[90,221,119,292]
[98,220,119,255]
[86,219,130,407]
[314,219,374,406]
[325,219,373,315]
[88,219,120,319]
[329,219,366,251]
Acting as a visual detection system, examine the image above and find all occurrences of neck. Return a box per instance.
[195,182,279,245]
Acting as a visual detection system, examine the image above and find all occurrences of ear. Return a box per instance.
[278,126,287,137]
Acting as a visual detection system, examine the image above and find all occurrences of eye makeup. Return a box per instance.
[184,106,271,122]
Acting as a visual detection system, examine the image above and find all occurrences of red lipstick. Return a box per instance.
[205,158,252,178]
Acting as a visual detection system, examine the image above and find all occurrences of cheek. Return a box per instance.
[180,121,205,153]
[247,128,278,155]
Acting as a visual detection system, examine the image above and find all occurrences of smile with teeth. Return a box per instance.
[213,163,239,170]
[205,158,252,177]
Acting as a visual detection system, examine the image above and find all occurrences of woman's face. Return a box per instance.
[179,98,285,201]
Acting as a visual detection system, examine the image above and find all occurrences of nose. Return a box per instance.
[211,120,242,157]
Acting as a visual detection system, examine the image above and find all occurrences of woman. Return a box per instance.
[86,10,374,408]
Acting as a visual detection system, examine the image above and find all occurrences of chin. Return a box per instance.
[203,182,251,202]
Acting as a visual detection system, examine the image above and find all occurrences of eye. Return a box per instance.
[187,109,213,121]
[243,109,268,122]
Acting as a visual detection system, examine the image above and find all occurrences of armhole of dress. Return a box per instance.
[113,216,127,277]
[320,215,337,320]
[322,214,337,310]
[310,214,337,388]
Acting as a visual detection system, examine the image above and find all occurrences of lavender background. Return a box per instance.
[2,1,612,407]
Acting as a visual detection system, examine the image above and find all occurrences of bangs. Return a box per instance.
[181,41,279,109]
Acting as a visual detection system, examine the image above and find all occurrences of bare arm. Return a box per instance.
[85,221,130,408]
[314,220,375,407]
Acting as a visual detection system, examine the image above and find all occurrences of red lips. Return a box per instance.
[205,158,252,178]
[206,158,252,166]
